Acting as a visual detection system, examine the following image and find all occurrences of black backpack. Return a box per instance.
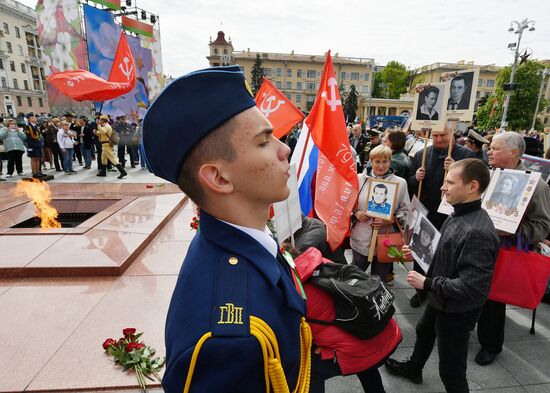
[308,262,395,339]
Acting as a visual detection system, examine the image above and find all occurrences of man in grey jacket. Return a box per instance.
[475,132,550,366]
[386,158,500,393]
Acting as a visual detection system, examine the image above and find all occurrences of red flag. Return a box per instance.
[306,51,359,250]
[489,95,499,118]
[46,32,135,102]
[255,78,305,139]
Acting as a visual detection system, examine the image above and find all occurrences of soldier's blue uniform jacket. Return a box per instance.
[163,210,306,392]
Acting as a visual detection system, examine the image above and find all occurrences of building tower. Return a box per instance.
[207,31,234,67]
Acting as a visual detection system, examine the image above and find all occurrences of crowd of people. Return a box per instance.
[0,112,147,180]
[298,123,550,392]
[137,66,550,393]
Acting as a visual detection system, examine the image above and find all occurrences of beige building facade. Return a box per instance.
[411,61,502,100]
[0,0,49,119]
[207,31,375,113]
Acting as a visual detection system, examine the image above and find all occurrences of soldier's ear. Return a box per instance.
[197,163,233,195]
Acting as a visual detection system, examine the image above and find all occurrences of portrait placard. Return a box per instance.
[411,82,449,132]
[408,213,441,273]
[365,178,400,222]
[405,195,429,244]
[482,168,541,234]
[408,137,433,158]
[442,68,480,122]
[437,194,454,216]
[522,154,550,184]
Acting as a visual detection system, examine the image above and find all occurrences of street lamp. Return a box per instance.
[500,18,536,131]
[530,68,549,131]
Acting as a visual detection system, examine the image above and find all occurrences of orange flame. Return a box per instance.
[15,179,61,229]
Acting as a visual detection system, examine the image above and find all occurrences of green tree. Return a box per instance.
[373,61,411,99]
[476,61,548,131]
[343,84,358,123]
[372,71,384,98]
[250,54,263,95]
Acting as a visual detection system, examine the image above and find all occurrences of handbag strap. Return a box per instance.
[382,217,404,236]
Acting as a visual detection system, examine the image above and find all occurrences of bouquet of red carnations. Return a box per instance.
[102,328,165,392]
[190,206,200,230]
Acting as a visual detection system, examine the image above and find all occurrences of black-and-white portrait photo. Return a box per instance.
[409,215,441,273]
[405,196,428,243]
[489,172,528,210]
[447,72,474,111]
[416,86,441,121]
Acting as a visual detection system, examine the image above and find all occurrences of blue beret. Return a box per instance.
[25,112,35,118]
[142,65,256,183]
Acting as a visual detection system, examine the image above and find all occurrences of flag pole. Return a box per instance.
[444,119,457,179]
[296,122,311,180]
[417,128,431,200]
[368,228,378,262]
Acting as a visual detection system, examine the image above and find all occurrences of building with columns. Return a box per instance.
[207,31,375,113]
[358,94,414,121]
[0,0,49,118]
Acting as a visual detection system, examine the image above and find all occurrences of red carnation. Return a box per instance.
[102,338,117,350]
[382,238,392,248]
[123,328,136,337]
[135,343,145,350]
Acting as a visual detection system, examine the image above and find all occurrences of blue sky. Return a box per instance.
[22,0,550,77]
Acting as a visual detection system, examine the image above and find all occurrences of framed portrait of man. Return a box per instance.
[482,168,542,233]
[365,178,400,221]
[409,214,441,273]
[442,68,480,122]
[411,82,449,132]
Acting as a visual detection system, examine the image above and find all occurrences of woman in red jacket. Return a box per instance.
[294,247,402,392]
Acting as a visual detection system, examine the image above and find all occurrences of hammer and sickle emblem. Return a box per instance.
[260,95,285,117]
[119,56,133,81]
[320,77,341,111]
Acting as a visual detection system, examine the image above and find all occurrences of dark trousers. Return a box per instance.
[476,300,506,354]
[117,143,128,166]
[310,349,385,393]
[73,143,82,164]
[6,150,24,174]
[50,143,62,171]
[409,305,480,393]
[96,142,114,171]
[128,144,139,165]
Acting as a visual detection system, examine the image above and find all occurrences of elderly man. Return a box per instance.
[348,124,368,172]
[475,132,550,366]
[407,130,475,307]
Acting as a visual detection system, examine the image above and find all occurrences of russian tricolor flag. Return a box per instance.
[290,122,318,217]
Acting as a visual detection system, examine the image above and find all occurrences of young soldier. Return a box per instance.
[142,66,311,393]
[386,158,500,393]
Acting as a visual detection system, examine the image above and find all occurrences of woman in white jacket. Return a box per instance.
[350,145,410,284]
